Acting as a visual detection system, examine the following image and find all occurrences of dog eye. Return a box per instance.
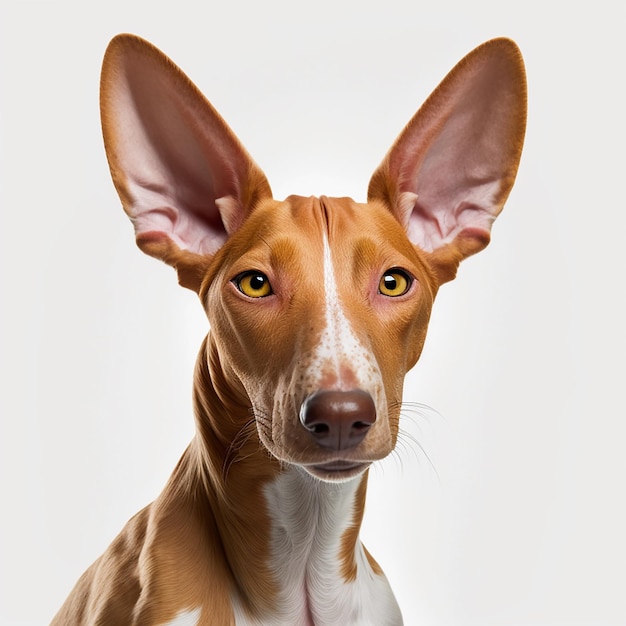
[378,268,412,297]
[234,271,273,298]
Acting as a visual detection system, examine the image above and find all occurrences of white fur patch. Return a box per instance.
[308,235,384,399]
[231,467,403,625]
[161,607,201,626]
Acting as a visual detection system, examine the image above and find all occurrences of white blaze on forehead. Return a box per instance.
[309,234,381,392]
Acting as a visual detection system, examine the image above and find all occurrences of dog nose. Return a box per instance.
[300,389,377,451]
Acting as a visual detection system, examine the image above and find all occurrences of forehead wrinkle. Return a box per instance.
[268,237,305,269]
[351,238,379,282]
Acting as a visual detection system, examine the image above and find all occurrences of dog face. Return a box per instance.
[201,195,437,477]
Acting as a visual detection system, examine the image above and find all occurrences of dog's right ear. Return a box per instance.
[100,34,272,292]
[368,38,526,285]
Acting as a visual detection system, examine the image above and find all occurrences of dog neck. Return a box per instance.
[175,335,380,623]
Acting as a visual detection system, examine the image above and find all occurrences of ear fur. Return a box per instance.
[368,38,527,284]
[100,34,272,291]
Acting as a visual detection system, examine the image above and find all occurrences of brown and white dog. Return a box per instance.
[53,35,526,625]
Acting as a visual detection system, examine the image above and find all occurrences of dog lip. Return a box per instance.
[313,460,364,471]
[306,460,370,479]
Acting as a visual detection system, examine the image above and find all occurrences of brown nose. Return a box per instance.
[300,389,377,451]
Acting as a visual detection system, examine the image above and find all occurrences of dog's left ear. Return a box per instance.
[100,34,272,292]
[368,38,527,284]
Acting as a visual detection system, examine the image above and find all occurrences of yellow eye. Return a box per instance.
[378,269,412,297]
[234,271,272,298]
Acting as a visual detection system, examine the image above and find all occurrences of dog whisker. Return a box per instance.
[222,417,259,480]
[375,401,443,481]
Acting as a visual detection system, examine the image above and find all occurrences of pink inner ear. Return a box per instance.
[399,191,497,254]
[124,182,231,256]
[101,35,271,260]
[369,38,526,259]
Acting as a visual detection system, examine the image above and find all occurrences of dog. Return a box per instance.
[52,34,526,625]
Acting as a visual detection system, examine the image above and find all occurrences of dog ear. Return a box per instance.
[368,38,527,284]
[100,34,272,291]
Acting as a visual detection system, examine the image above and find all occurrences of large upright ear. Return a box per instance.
[100,34,272,291]
[368,38,527,284]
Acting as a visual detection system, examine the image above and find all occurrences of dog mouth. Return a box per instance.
[304,460,370,481]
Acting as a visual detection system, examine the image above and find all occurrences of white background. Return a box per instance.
[1,2,624,624]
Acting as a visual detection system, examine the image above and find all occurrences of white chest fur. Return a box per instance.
[231,467,402,626]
